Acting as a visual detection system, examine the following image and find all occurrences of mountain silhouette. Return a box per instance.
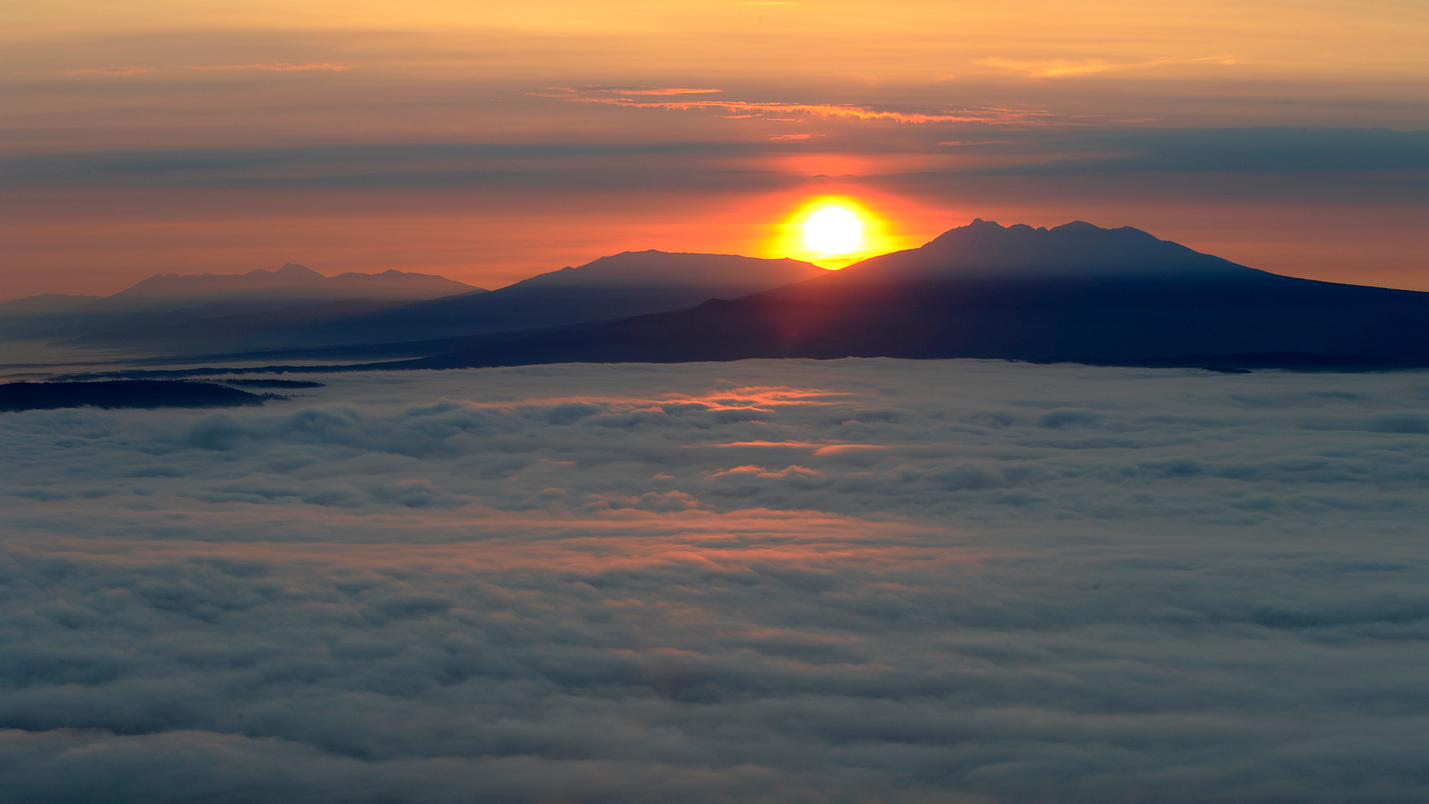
[293,251,828,348]
[0,264,481,350]
[111,263,477,304]
[0,380,272,412]
[396,220,1429,370]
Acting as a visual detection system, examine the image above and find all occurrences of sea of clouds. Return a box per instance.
[2,359,1428,803]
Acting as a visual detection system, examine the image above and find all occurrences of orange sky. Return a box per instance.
[2,0,1426,298]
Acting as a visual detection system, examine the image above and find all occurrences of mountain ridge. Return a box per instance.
[387,219,1429,370]
[110,263,480,302]
[0,263,483,349]
[10,221,1428,373]
[291,250,829,349]
[816,219,1258,284]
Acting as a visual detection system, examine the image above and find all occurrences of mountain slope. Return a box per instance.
[403,220,1429,370]
[1,264,482,351]
[109,263,478,304]
[0,295,104,340]
[295,251,828,347]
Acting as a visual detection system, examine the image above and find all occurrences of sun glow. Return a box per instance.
[769,196,891,269]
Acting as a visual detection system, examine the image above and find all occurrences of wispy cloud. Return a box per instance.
[936,139,1020,147]
[539,87,1052,125]
[59,66,156,76]
[187,62,352,72]
[594,87,724,96]
[60,62,351,76]
[978,54,1237,78]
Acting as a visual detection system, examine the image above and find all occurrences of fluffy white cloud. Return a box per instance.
[2,359,1428,802]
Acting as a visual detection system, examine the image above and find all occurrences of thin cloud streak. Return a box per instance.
[188,62,352,72]
[540,87,1055,125]
[60,63,352,76]
[599,87,725,96]
[978,54,1239,78]
[58,66,156,76]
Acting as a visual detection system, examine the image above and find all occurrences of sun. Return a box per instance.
[801,205,865,257]
[766,196,889,269]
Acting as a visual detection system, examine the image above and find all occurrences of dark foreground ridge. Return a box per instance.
[217,378,325,389]
[0,380,277,412]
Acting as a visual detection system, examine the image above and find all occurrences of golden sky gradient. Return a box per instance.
[2,0,1425,297]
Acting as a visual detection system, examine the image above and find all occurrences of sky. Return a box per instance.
[4,359,1429,801]
[2,1,1427,298]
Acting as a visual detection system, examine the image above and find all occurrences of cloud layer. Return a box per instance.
[3,359,1428,801]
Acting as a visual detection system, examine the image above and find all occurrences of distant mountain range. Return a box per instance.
[0,263,481,349]
[110,263,477,303]
[0,263,481,347]
[9,221,1429,374]
[2,253,826,358]
[289,251,828,350]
